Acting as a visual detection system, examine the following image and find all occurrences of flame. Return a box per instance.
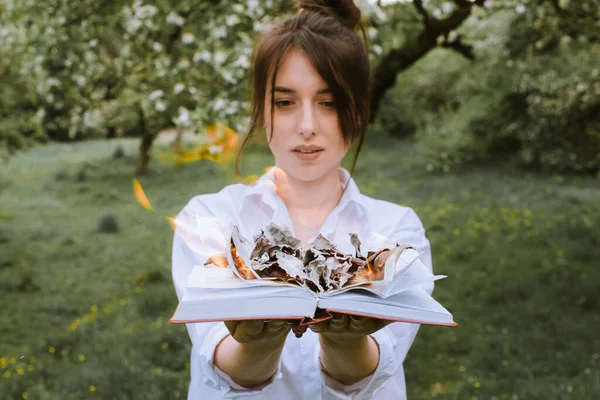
[204,253,229,268]
[133,179,153,211]
[365,259,378,281]
[231,244,256,280]
[165,216,176,230]
[206,123,239,150]
[430,382,449,394]
[155,123,239,167]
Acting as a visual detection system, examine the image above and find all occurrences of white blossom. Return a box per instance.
[182,32,196,44]
[247,0,259,10]
[222,70,237,84]
[127,18,142,33]
[166,11,185,26]
[174,83,185,94]
[234,54,250,69]
[226,15,240,27]
[232,4,244,13]
[213,98,227,111]
[152,42,163,52]
[214,50,228,67]
[178,59,191,69]
[253,21,265,32]
[209,144,223,154]
[212,26,227,40]
[194,50,212,63]
[46,78,61,87]
[75,75,87,87]
[89,39,98,47]
[372,45,383,56]
[367,27,379,40]
[483,0,494,8]
[135,3,158,19]
[83,109,103,129]
[149,89,164,101]
[174,107,190,127]
[515,4,526,14]
[442,2,454,14]
[155,101,167,112]
[448,30,458,43]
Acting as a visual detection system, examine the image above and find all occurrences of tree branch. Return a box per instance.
[441,35,475,60]
[369,0,481,122]
[413,0,430,27]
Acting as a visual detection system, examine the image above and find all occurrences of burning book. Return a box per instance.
[170,223,456,327]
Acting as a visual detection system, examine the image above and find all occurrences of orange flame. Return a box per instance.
[165,216,176,230]
[204,253,229,268]
[231,245,257,280]
[133,179,153,211]
[156,123,239,167]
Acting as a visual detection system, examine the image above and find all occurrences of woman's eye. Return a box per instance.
[275,100,293,108]
[322,101,336,108]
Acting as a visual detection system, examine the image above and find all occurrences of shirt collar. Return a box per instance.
[238,166,366,218]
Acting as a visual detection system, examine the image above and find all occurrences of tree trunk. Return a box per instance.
[134,106,154,174]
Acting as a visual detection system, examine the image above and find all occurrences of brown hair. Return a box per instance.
[234,0,371,181]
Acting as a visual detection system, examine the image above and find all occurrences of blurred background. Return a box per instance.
[1,0,599,399]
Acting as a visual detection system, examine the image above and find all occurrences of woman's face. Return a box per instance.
[264,48,349,183]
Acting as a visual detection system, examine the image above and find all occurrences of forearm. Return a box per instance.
[319,335,379,385]
[214,334,284,388]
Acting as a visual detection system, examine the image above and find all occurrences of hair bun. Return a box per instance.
[299,0,362,30]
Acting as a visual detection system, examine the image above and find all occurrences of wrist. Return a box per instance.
[236,336,286,358]
[319,333,370,352]
[319,335,379,385]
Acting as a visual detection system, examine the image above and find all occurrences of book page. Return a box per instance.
[318,286,456,326]
[187,265,315,292]
[320,255,442,298]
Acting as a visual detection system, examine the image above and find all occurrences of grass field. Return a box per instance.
[1,137,599,399]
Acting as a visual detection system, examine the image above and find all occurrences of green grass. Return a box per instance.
[0,137,599,399]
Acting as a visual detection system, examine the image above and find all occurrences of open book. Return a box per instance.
[170,224,456,327]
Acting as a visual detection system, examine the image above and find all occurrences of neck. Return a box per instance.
[273,167,344,212]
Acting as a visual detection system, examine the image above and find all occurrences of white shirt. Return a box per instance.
[171,167,435,400]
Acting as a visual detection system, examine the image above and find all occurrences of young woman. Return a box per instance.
[172,1,434,398]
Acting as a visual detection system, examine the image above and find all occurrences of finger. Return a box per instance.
[223,320,241,336]
[328,313,349,331]
[348,315,371,333]
[264,320,288,335]
[236,320,264,342]
[308,320,329,333]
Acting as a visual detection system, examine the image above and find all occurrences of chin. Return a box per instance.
[276,161,338,182]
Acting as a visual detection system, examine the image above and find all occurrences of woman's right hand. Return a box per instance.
[223,320,295,351]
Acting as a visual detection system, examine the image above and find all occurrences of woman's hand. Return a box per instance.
[307,313,392,343]
[223,319,294,351]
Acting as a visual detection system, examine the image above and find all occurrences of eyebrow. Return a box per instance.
[273,86,332,95]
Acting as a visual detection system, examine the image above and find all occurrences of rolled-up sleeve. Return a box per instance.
[319,328,399,399]
[171,198,283,398]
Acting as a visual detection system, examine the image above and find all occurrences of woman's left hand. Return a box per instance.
[301,313,392,343]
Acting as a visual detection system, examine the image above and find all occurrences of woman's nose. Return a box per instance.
[299,104,318,137]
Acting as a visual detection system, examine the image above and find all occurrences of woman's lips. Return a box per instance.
[292,149,323,161]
